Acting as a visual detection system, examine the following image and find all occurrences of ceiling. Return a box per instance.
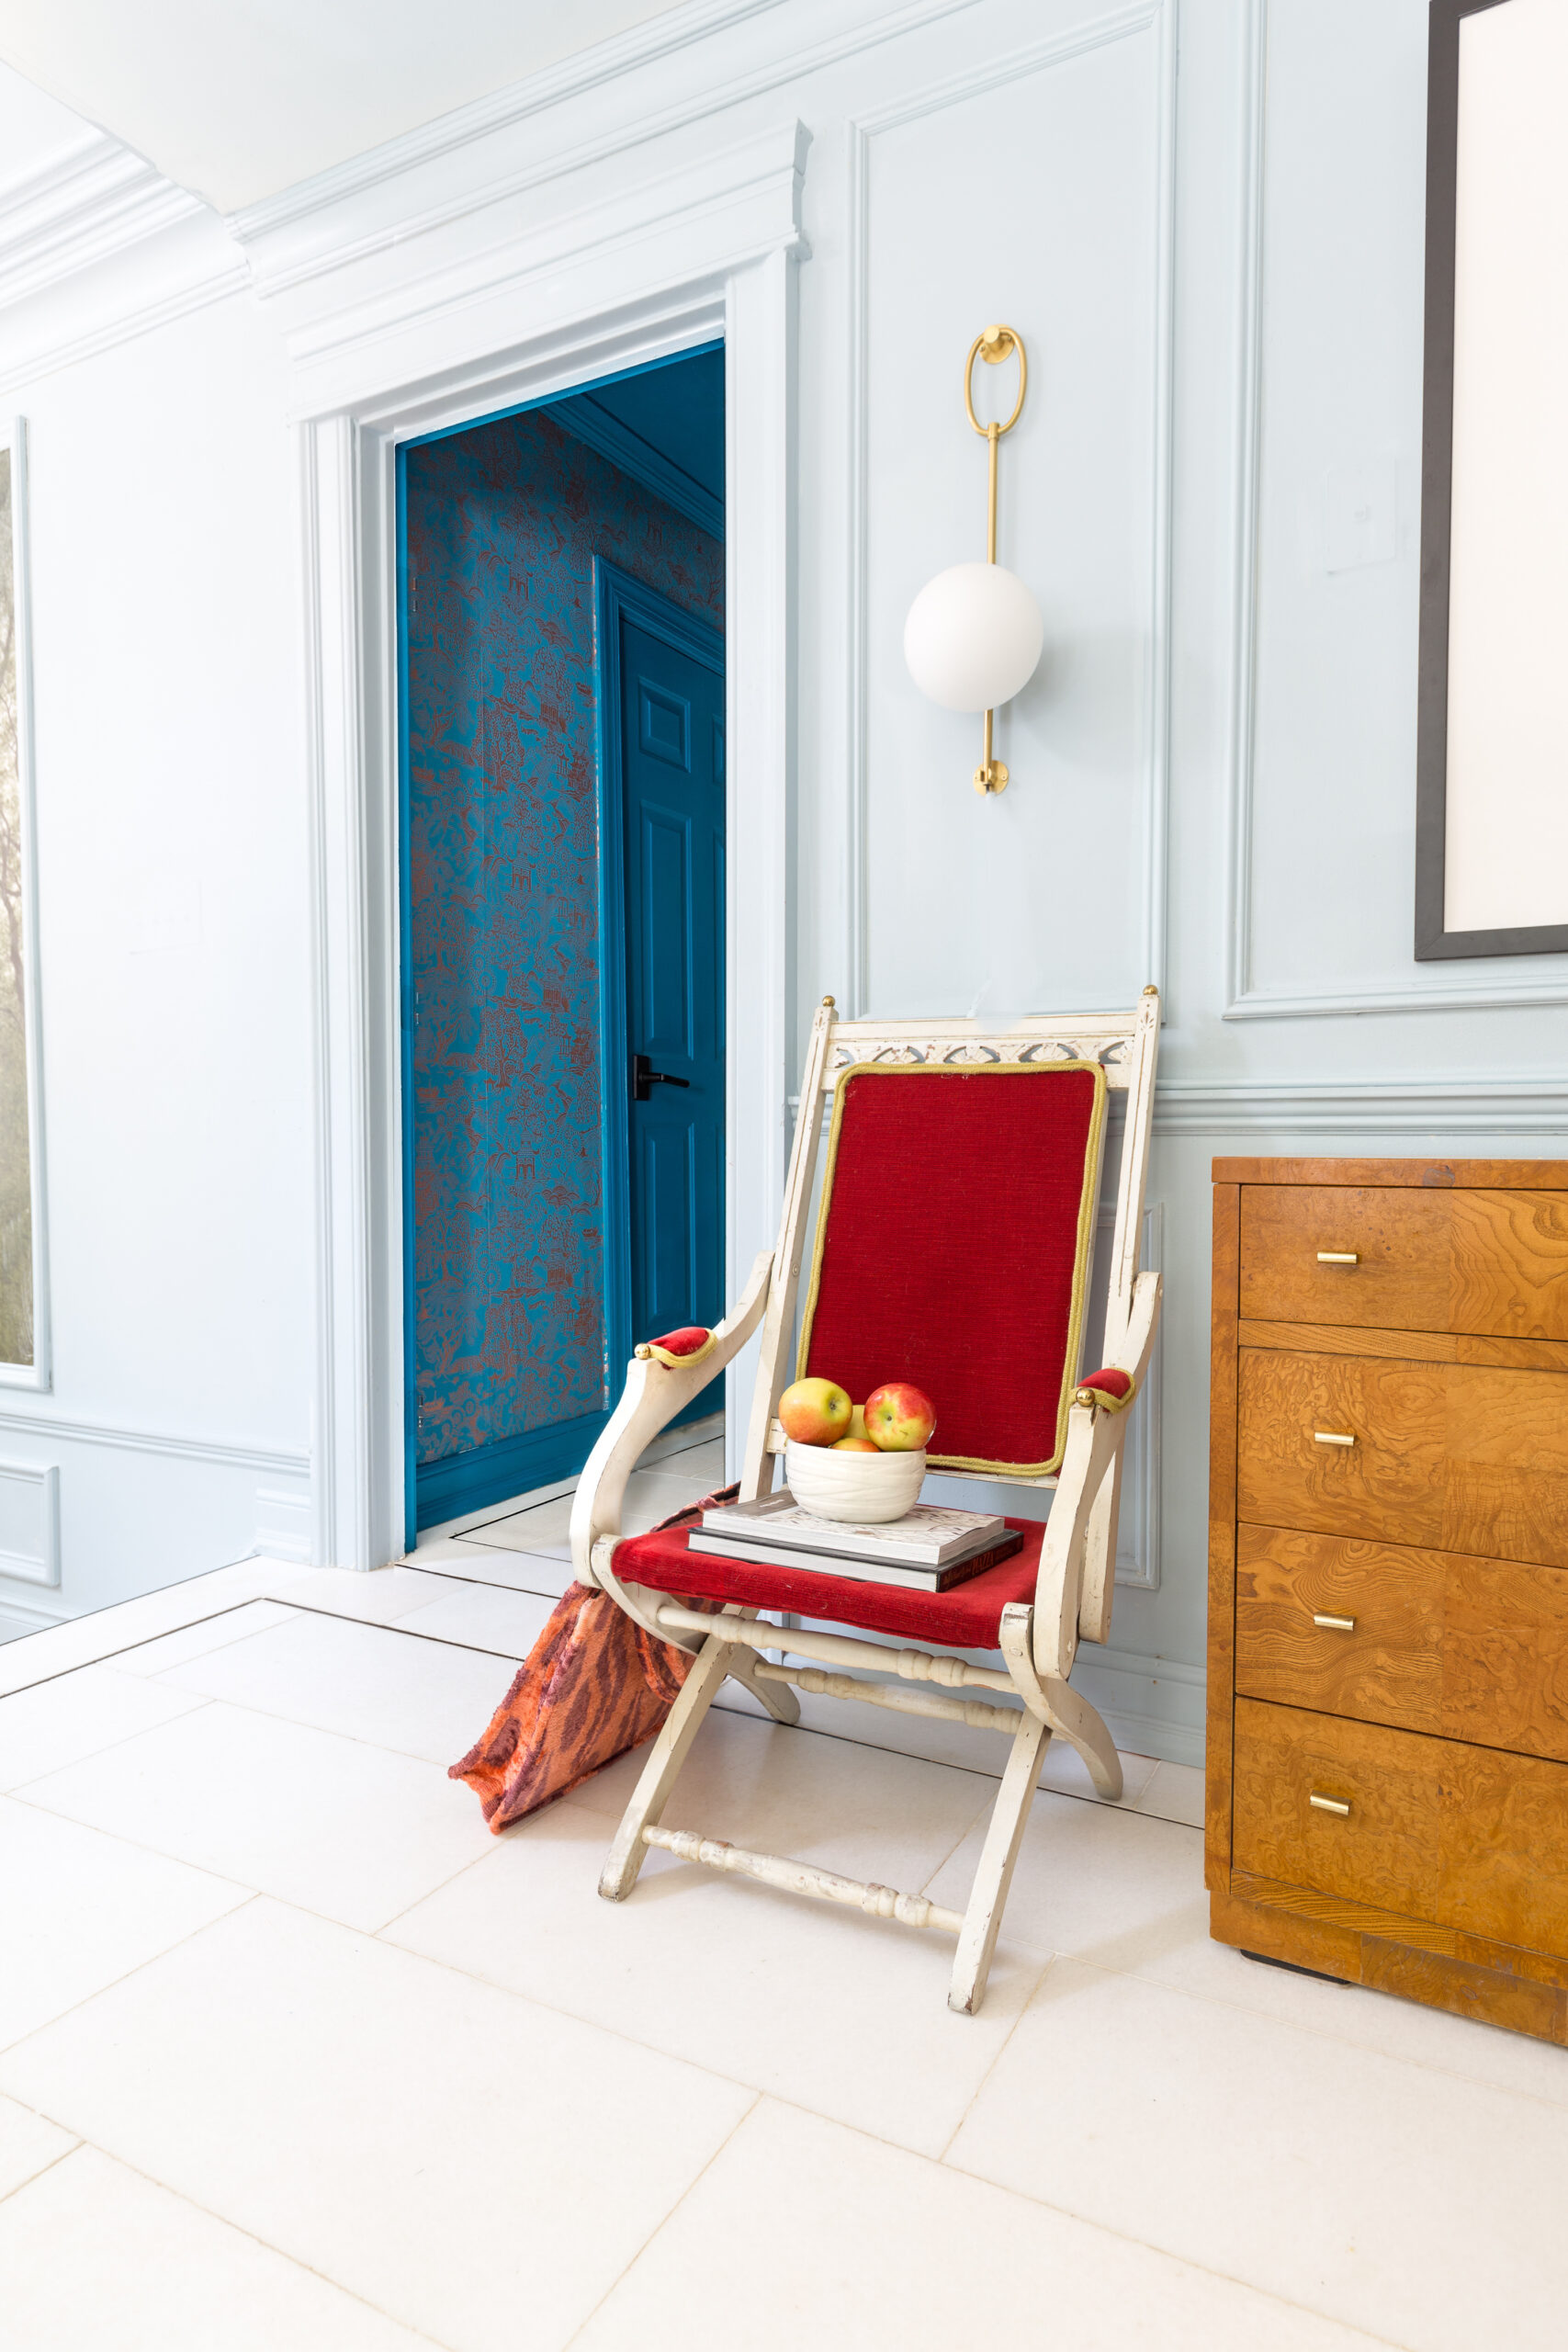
[0,59,96,185]
[0,0,698,214]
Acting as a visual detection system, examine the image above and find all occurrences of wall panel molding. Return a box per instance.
[0,1408,307,1476]
[844,0,1177,1014]
[1221,0,1568,1023]
[0,263,249,401]
[0,1459,59,1587]
[1155,1072,1568,1136]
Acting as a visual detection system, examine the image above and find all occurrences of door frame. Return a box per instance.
[595,559,727,1400]
[396,372,724,1540]
[297,130,804,1569]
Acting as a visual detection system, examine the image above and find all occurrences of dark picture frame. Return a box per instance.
[1416,0,1568,960]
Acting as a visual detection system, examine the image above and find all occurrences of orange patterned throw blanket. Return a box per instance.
[450,1484,736,1828]
[449,1583,707,1829]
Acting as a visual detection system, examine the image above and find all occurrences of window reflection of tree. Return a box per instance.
[0,445,33,1369]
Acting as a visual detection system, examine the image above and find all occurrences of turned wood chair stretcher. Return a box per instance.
[569,989,1162,2014]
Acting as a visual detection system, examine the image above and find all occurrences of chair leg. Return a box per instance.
[948,1712,1052,2017]
[1040,1675,1123,1802]
[599,1632,736,1900]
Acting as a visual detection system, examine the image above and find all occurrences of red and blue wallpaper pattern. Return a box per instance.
[405,407,724,1470]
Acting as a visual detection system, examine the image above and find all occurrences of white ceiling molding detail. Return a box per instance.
[271,118,808,421]
[550,396,723,538]
[0,131,203,311]
[225,0,979,299]
[226,0,791,238]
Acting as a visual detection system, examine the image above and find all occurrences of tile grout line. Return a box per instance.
[2,1693,222,1799]
[740,2086,1416,2349]
[0,1597,295,1698]
[933,1954,1055,2164]
[558,2090,764,2351]
[0,1892,262,2066]
[0,2133,462,2349]
[11,1594,1203,1826]
[948,1942,1568,2129]
[0,2126,81,2209]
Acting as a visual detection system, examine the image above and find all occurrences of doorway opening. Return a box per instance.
[398,344,726,1541]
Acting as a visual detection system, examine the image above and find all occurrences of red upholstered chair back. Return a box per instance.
[797,1061,1108,1477]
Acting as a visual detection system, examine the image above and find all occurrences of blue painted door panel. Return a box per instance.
[621,616,726,1422]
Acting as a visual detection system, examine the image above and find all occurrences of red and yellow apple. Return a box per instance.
[864,1382,936,1452]
[831,1435,880,1453]
[778,1376,852,1446]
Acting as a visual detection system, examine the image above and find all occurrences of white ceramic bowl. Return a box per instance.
[784,1441,927,1523]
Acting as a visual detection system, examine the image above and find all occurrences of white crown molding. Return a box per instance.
[549,392,723,537]
[231,0,982,305]
[227,0,793,243]
[0,131,204,312]
[1154,1073,1568,1135]
[0,1404,308,1476]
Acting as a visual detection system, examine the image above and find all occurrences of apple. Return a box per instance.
[778,1376,852,1446]
[845,1404,869,1442]
[831,1435,881,1453]
[864,1382,936,1452]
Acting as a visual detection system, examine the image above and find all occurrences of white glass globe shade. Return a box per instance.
[903,561,1044,713]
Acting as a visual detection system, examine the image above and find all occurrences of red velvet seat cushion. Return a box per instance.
[797,1062,1105,1476]
[612,1511,1044,1650]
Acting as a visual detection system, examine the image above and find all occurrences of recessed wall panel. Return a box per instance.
[861,17,1168,1016]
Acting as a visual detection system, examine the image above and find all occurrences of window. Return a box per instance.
[0,420,44,1384]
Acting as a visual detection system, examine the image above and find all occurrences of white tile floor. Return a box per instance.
[4,1425,1568,2348]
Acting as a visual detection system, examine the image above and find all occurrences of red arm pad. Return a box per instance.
[634,1325,716,1370]
[1073,1365,1135,1412]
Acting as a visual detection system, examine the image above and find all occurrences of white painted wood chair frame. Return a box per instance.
[570,988,1162,2013]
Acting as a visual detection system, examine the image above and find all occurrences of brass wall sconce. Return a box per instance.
[903,324,1044,794]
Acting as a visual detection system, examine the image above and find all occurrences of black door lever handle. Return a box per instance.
[633,1052,691,1102]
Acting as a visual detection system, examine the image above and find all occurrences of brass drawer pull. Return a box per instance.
[1313,1612,1357,1632]
[1309,1792,1351,1817]
[1313,1430,1356,1447]
[1316,1250,1359,1264]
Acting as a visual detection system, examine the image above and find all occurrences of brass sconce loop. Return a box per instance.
[964,325,1028,440]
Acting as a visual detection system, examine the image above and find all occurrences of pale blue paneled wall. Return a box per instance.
[797,0,1568,1761]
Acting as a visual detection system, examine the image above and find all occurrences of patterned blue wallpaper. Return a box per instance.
[405,405,724,1470]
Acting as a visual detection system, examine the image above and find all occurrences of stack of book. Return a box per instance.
[689,1493,1022,1591]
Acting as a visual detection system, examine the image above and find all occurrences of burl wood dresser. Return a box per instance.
[1208,1157,1568,2041]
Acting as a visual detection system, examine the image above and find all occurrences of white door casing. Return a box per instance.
[288,121,807,1567]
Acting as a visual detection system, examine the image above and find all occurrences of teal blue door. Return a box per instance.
[618,606,726,1421]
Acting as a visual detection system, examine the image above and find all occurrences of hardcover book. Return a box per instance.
[689,1493,1022,1589]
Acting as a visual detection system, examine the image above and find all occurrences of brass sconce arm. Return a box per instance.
[966,324,1027,794]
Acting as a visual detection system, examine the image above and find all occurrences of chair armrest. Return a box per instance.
[1034,1269,1162,1676]
[570,1249,774,1586]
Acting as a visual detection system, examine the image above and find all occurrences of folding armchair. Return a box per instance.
[570,989,1161,2014]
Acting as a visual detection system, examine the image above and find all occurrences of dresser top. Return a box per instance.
[1212,1157,1568,1190]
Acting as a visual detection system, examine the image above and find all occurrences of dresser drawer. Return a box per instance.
[1239,1185,1568,1337]
[1236,1348,1568,1567]
[1235,1524,1568,1759]
[1232,1697,1568,1958]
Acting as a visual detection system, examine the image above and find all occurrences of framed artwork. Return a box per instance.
[1416,0,1568,960]
[0,416,48,1387]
